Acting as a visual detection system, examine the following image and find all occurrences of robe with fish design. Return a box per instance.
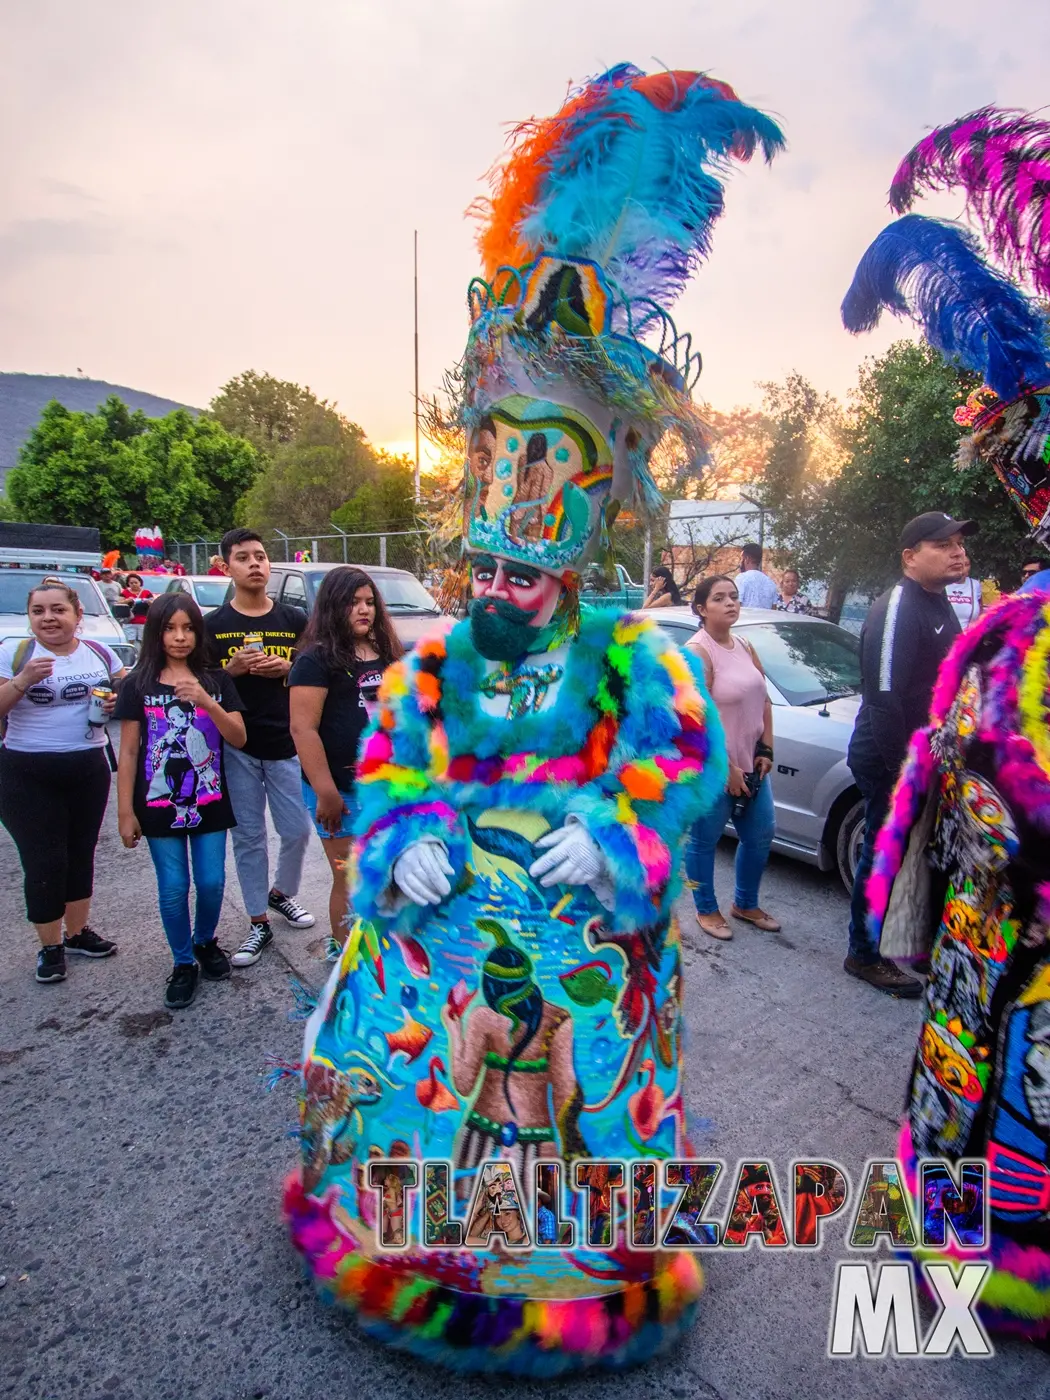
[283,610,727,1373]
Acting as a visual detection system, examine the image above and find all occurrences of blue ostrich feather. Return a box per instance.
[519,65,784,311]
[841,214,1050,399]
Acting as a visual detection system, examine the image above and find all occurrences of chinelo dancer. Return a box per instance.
[284,64,782,1373]
[842,105,1050,1342]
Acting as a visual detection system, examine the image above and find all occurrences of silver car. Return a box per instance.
[646,605,865,891]
[160,574,232,615]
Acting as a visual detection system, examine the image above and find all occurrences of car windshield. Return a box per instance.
[738,620,862,706]
[191,580,231,606]
[0,571,107,617]
[308,571,439,613]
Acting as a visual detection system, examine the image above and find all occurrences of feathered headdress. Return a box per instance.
[842,109,1050,543]
[438,64,784,579]
[889,106,1050,298]
[474,64,784,316]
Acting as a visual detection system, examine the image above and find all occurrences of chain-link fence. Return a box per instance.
[168,530,432,578]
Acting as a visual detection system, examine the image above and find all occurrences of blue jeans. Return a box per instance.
[686,777,775,914]
[846,770,893,964]
[146,830,228,965]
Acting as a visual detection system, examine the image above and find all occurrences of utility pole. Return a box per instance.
[414,230,421,504]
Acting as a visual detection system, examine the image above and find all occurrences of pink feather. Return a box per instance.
[889,105,1050,295]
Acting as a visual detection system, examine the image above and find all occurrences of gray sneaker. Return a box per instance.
[231,920,274,967]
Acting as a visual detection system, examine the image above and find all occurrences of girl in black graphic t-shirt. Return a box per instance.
[289,567,403,953]
[115,593,246,1010]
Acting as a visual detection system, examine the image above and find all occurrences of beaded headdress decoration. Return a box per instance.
[435,64,784,583]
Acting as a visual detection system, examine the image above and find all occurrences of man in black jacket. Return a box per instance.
[846,512,976,995]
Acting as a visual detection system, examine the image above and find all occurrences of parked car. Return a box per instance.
[0,522,138,669]
[645,604,865,892]
[265,563,444,647]
[159,574,232,615]
[580,562,646,613]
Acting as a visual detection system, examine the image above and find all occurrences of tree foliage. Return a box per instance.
[332,455,416,535]
[759,343,1030,595]
[7,397,261,550]
[209,371,321,456]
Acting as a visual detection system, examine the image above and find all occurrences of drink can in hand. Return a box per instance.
[87,686,112,727]
[243,633,265,652]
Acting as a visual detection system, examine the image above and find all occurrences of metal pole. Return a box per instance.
[379,534,387,568]
[643,522,652,594]
[414,229,421,504]
[274,528,289,561]
[190,542,198,574]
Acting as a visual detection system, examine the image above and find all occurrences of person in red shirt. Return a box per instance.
[121,573,153,623]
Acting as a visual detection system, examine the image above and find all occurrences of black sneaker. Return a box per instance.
[267,891,316,928]
[36,944,67,984]
[194,939,231,980]
[230,920,274,968]
[843,955,923,999]
[64,925,117,958]
[164,962,200,1010]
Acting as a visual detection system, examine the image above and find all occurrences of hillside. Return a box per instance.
[0,373,199,487]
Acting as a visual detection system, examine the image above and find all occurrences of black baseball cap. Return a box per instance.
[900,512,978,549]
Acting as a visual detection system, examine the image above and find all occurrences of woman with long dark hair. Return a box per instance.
[0,579,127,984]
[289,567,403,953]
[115,592,246,1009]
[643,564,683,609]
[685,574,779,939]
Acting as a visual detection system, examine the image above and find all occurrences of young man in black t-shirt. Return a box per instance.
[204,529,315,965]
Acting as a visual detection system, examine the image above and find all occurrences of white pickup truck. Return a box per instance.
[0,523,138,669]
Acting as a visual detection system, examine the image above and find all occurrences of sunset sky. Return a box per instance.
[3,0,1048,458]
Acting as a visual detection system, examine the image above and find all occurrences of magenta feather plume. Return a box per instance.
[889,105,1050,296]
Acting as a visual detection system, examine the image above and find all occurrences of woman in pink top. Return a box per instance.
[684,574,779,939]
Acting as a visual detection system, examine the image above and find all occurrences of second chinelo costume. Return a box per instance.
[283,63,783,1372]
[843,105,1050,1342]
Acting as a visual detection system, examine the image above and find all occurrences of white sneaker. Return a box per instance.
[267,892,316,928]
[231,920,274,967]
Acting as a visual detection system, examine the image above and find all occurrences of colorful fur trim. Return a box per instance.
[352,611,726,939]
[283,1172,702,1374]
[867,592,1050,945]
[898,1122,1050,1341]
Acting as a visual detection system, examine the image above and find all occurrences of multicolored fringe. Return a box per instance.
[352,611,726,940]
[898,1123,1050,1341]
[866,591,1050,948]
[283,1172,702,1375]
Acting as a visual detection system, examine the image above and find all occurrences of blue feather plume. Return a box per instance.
[481,64,784,312]
[841,213,1050,398]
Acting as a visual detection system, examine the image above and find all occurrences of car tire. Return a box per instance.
[835,798,866,895]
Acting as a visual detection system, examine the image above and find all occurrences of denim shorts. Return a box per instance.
[301,780,357,840]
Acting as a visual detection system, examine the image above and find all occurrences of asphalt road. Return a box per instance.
[1,787,1046,1400]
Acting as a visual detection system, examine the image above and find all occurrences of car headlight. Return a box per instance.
[113,643,139,667]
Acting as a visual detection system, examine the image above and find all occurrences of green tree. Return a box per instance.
[333,455,417,534]
[209,370,320,455]
[760,343,1029,596]
[238,405,377,536]
[7,396,261,550]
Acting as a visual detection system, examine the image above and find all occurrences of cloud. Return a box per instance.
[0,217,117,271]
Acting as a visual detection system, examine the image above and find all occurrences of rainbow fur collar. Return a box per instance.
[867,591,1050,942]
[352,610,727,937]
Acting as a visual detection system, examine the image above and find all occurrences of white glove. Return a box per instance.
[393,840,454,907]
[529,822,606,889]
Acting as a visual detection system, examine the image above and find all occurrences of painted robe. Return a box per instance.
[868,591,1050,1341]
[284,610,727,1373]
